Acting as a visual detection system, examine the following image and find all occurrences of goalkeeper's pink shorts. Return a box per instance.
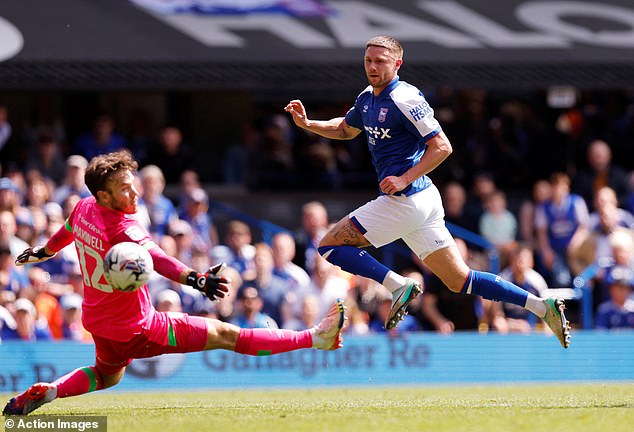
[93,311,208,375]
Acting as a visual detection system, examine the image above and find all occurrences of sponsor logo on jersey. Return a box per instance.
[409,101,432,122]
[364,125,392,142]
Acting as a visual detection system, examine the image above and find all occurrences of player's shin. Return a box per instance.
[52,366,105,398]
[461,270,546,317]
[318,245,394,284]
[234,328,312,356]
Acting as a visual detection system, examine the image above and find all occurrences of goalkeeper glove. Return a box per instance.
[186,263,231,301]
[15,246,56,266]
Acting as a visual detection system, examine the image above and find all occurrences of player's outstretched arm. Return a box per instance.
[15,222,74,265]
[149,247,231,301]
[284,99,360,140]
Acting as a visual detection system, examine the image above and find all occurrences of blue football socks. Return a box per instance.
[318,245,390,284]
[461,270,528,307]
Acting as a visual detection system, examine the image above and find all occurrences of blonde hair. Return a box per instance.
[366,35,403,60]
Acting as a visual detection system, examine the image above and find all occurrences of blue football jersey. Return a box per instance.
[344,76,441,196]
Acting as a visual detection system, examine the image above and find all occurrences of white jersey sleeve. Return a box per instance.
[390,82,440,139]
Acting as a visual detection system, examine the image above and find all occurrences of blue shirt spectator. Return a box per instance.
[74,114,126,159]
[595,266,634,330]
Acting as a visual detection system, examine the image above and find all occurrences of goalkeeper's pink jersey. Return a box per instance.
[68,196,157,341]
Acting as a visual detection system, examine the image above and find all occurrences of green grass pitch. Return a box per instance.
[3,383,633,432]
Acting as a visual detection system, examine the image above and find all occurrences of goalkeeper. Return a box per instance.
[3,150,346,416]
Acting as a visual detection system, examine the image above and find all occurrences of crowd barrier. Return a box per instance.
[1,331,632,393]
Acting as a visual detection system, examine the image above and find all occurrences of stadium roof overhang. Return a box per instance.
[1,0,634,92]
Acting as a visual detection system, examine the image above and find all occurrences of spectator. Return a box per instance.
[74,114,126,160]
[230,286,278,329]
[479,190,517,265]
[14,207,37,245]
[0,294,17,341]
[251,114,295,190]
[0,212,29,263]
[242,242,290,326]
[293,201,329,274]
[494,244,549,334]
[155,289,183,313]
[1,298,52,341]
[145,126,194,184]
[52,155,91,204]
[25,133,67,185]
[593,231,634,308]
[27,266,65,339]
[569,194,634,276]
[222,121,260,185]
[125,108,152,164]
[211,220,256,279]
[271,231,310,293]
[296,134,341,190]
[595,265,634,330]
[24,175,53,213]
[283,294,321,331]
[518,179,552,249]
[0,177,21,213]
[176,169,201,213]
[271,231,312,324]
[61,193,81,220]
[0,242,28,294]
[535,172,589,287]
[589,186,634,230]
[573,139,631,211]
[464,171,497,228]
[167,219,195,265]
[178,187,217,255]
[442,181,479,234]
[59,293,91,342]
[308,255,349,318]
[139,165,177,239]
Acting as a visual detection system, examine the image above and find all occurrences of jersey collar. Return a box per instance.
[375,75,400,98]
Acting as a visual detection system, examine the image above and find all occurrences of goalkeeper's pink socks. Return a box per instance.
[52,366,105,398]
[234,328,312,356]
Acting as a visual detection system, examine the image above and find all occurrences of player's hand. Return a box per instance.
[186,263,231,301]
[284,99,309,128]
[15,246,56,266]
[379,175,408,195]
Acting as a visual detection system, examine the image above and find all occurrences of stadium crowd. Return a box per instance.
[1,88,634,343]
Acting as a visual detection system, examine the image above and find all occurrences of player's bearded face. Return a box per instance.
[105,171,139,214]
[364,46,401,91]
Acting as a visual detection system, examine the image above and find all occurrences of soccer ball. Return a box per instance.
[103,242,153,292]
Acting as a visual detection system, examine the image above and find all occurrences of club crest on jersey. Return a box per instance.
[378,108,388,123]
